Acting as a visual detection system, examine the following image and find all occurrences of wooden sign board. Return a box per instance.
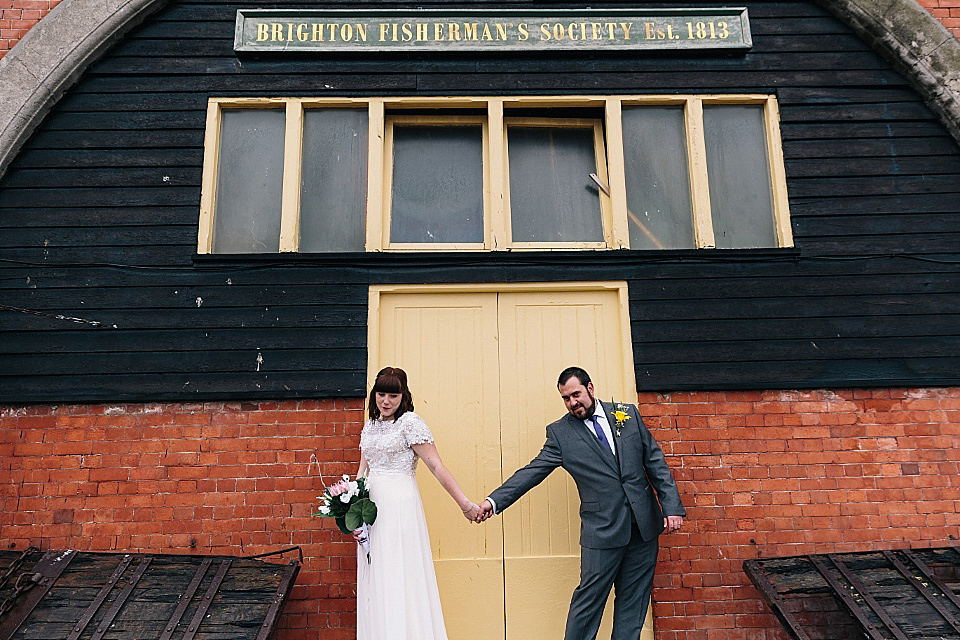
[235,8,752,53]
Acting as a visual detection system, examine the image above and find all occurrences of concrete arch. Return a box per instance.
[0,0,958,179]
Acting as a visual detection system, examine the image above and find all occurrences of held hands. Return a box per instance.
[461,502,482,522]
[476,499,494,523]
[461,499,495,523]
[664,515,684,533]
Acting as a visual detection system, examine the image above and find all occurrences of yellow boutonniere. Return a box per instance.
[611,399,631,436]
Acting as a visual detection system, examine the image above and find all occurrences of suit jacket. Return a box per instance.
[489,401,685,549]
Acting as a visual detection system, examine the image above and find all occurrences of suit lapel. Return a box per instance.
[568,410,619,474]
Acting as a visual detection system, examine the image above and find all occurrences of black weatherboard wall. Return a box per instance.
[1,0,959,404]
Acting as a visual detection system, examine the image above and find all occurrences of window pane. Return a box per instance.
[622,107,695,249]
[390,125,484,244]
[508,126,603,243]
[300,109,368,252]
[213,109,284,253]
[703,105,777,248]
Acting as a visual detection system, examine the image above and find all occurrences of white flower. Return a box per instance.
[341,473,350,481]
[319,505,330,514]
[340,493,351,503]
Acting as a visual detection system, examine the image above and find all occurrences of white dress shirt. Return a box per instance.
[584,408,616,456]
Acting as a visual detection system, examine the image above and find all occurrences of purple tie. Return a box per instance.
[590,415,612,454]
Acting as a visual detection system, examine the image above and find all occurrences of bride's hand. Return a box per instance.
[462,502,481,522]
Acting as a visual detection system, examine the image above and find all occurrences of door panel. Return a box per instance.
[498,291,628,639]
[371,285,651,640]
[376,293,506,640]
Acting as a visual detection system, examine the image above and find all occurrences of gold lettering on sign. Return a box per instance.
[238,12,747,50]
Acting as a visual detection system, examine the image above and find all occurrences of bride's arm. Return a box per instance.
[356,451,369,479]
[412,443,481,521]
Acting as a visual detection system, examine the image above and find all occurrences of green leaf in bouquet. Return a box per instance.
[335,516,353,536]
[358,498,377,525]
[345,498,378,530]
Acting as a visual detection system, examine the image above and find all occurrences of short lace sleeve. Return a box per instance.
[401,412,434,447]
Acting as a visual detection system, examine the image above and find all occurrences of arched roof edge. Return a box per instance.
[0,0,958,180]
[814,0,960,141]
[0,0,171,179]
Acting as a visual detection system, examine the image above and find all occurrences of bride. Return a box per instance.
[355,366,482,640]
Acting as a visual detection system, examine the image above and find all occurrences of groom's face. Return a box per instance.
[559,379,596,420]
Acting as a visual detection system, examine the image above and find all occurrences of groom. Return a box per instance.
[478,367,685,640]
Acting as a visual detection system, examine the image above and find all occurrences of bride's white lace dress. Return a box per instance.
[357,411,448,640]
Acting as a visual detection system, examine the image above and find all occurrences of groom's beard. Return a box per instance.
[570,393,597,420]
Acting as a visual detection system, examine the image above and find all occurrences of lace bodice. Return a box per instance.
[361,411,434,476]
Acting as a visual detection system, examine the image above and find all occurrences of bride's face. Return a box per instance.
[376,392,402,419]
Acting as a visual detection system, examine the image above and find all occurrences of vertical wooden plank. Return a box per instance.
[487,99,508,249]
[279,99,303,253]
[765,96,795,248]
[196,100,222,254]
[685,99,715,248]
[604,98,630,249]
[365,99,385,251]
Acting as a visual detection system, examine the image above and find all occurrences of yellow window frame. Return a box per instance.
[501,117,612,250]
[197,95,793,254]
[382,115,490,251]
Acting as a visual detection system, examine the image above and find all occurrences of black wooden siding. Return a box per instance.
[1,0,959,403]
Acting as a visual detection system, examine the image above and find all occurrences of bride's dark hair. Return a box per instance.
[368,366,415,421]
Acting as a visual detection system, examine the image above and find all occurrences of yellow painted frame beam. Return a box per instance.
[199,94,794,254]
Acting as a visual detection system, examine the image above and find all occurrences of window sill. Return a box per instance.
[192,246,802,268]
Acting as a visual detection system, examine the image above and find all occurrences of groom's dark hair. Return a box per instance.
[558,367,591,388]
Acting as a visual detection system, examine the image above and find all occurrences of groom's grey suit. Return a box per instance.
[489,400,685,640]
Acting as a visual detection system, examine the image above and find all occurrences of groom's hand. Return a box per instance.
[664,515,684,532]
[476,499,494,523]
[462,503,482,522]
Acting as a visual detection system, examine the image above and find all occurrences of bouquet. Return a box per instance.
[314,474,378,563]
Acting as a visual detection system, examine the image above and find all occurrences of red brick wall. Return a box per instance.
[919,0,960,32]
[0,0,959,57]
[640,388,960,640]
[1,399,365,639]
[0,0,63,56]
[3,388,959,639]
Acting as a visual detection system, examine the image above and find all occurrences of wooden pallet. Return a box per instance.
[0,548,299,640]
[744,546,960,640]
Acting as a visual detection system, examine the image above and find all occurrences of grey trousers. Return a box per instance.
[563,526,660,640]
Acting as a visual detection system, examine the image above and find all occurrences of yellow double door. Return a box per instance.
[370,284,652,640]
